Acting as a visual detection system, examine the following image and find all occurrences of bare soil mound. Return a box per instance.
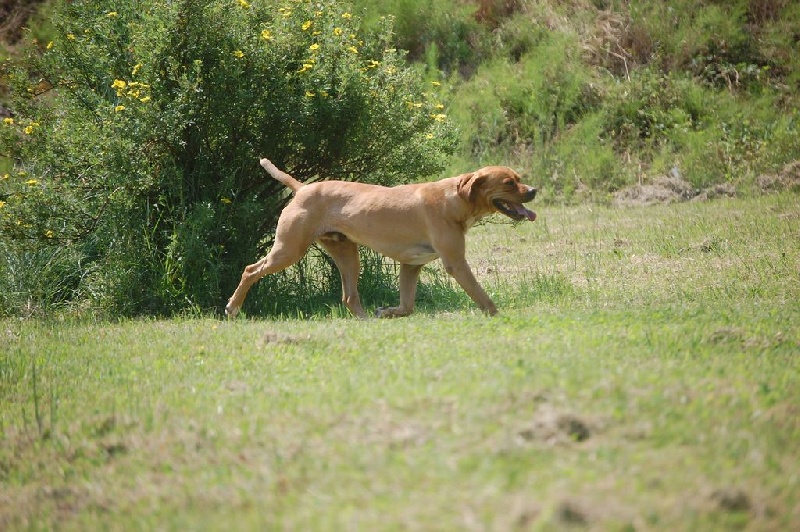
[0,0,47,44]
[613,173,736,208]
[756,160,800,193]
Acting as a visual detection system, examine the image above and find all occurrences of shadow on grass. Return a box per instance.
[242,246,576,319]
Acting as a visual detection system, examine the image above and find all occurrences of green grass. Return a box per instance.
[2,193,799,530]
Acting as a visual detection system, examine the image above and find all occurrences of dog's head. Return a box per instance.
[457,166,537,222]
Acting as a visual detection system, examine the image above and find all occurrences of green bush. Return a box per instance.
[0,0,456,317]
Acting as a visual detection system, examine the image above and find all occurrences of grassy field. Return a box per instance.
[2,193,799,530]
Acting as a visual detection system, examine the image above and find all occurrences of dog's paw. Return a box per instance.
[225,304,240,318]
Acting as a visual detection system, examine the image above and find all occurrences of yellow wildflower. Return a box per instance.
[3,118,13,125]
[305,90,315,98]
[261,29,273,41]
[347,46,358,54]
[426,134,434,140]
[302,20,313,31]
[115,105,126,112]
[1,174,9,179]
[309,43,320,52]
[342,12,352,19]
[298,63,314,73]
[431,81,441,86]
[432,113,447,122]
[233,50,245,59]
[23,123,39,135]
[237,0,251,7]
[366,59,379,68]
[66,34,75,40]
[333,27,342,36]
[140,96,151,103]
[220,197,232,204]
[45,230,55,238]
[107,11,118,17]
[132,63,142,76]
[112,79,127,90]
[26,179,39,186]
[46,41,54,50]
[0,200,5,209]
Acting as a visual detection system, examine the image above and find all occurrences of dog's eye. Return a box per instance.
[504,179,515,187]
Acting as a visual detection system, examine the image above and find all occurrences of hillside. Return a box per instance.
[3,0,800,199]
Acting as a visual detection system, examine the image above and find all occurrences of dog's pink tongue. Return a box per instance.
[516,204,537,221]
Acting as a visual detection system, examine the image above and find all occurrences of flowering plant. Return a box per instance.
[0,0,455,316]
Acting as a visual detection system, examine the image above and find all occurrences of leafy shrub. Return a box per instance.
[0,0,456,317]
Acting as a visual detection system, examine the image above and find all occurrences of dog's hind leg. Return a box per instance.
[225,242,309,317]
[225,214,315,317]
[318,236,367,319]
[375,263,423,318]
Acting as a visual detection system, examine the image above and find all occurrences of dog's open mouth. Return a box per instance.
[493,199,537,221]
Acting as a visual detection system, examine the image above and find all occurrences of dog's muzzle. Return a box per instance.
[493,186,537,221]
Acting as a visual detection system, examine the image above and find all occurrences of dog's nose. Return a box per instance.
[525,186,537,201]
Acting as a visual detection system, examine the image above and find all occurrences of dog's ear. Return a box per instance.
[457,172,487,203]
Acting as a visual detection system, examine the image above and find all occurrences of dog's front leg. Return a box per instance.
[441,257,498,315]
[433,229,498,315]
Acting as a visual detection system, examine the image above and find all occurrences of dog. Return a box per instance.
[225,158,537,318]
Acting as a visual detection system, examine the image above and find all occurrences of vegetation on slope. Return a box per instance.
[1,0,799,317]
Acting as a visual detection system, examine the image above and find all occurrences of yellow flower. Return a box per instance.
[220,197,232,204]
[305,90,315,97]
[3,118,13,125]
[432,113,447,122]
[1,174,9,179]
[112,79,127,90]
[26,179,39,186]
[45,230,55,239]
[261,29,273,41]
[333,27,342,36]
[298,63,314,73]
[107,11,118,17]
[302,20,313,31]
[366,59,380,68]
[46,41,54,50]
[347,46,358,54]
[66,34,75,40]
[237,0,251,7]
[139,96,151,103]
[23,123,39,135]
[132,63,142,76]
[0,200,6,209]
[115,105,126,112]
[431,81,441,86]
[342,12,352,19]
[435,103,445,109]
[309,43,320,52]
[233,50,245,59]
[426,134,434,140]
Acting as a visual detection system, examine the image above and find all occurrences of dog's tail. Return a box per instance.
[260,158,304,193]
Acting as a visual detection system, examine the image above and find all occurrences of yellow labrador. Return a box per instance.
[226,158,536,318]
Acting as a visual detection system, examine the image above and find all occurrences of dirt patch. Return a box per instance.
[756,160,800,193]
[710,487,753,513]
[613,174,736,207]
[517,405,596,445]
[259,331,312,346]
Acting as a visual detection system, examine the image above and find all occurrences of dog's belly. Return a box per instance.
[367,240,439,265]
